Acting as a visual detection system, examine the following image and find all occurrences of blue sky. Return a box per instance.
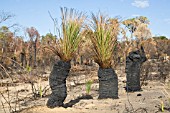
[0,0,170,38]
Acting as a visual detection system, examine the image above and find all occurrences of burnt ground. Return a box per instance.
[0,62,170,113]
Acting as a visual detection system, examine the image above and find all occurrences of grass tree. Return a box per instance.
[89,12,119,99]
[46,7,85,108]
[122,16,149,92]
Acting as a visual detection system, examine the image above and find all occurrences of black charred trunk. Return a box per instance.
[80,56,83,65]
[125,46,147,92]
[33,40,37,67]
[47,60,71,108]
[20,52,25,67]
[98,68,118,99]
[34,43,37,67]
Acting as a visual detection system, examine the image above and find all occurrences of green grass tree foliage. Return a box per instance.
[89,13,119,68]
[47,7,86,108]
[89,12,120,99]
[53,7,86,62]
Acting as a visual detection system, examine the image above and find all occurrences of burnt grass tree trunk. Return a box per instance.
[125,46,147,92]
[98,67,118,99]
[47,60,71,108]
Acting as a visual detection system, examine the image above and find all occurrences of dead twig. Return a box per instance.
[1,100,7,113]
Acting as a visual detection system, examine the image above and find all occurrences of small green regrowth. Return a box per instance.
[86,80,93,95]
[26,65,32,72]
[161,101,164,112]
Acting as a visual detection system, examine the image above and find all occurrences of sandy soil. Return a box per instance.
[20,82,170,113]
[0,65,170,113]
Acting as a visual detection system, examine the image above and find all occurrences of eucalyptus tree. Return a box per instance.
[42,33,56,45]
[41,33,56,67]
[0,26,14,64]
[46,8,85,108]
[122,18,137,40]
[26,27,40,67]
[133,16,151,46]
[122,16,150,47]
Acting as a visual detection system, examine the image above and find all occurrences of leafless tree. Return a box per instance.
[0,11,14,24]
[26,27,40,67]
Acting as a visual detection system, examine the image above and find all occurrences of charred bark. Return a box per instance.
[47,60,71,108]
[20,52,25,67]
[33,39,37,67]
[125,46,147,92]
[98,68,118,99]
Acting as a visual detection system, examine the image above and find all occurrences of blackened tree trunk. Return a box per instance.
[11,56,16,67]
[33,42,37,67]
[29,55,32,67]
[20,52,25,67]
[98,67,118,99]
[80,56,83,65]
[28,42,33,67]
[33,39,37,67]
[47,60,71,108]
[125,46,147,92]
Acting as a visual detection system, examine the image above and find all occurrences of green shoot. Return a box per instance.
[26,65,32,72]
[86,80,93,95]
[161,101,164,112]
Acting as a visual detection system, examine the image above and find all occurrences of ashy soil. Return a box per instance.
[0,64,170,113]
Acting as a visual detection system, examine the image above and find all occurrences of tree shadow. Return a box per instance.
[64,94,93,108]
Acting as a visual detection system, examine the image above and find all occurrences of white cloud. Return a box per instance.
[131,0,149,8]
[164,19,170,24]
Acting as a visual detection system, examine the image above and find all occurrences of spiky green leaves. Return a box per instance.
[89,13,119,68]
[54,8,86,62]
